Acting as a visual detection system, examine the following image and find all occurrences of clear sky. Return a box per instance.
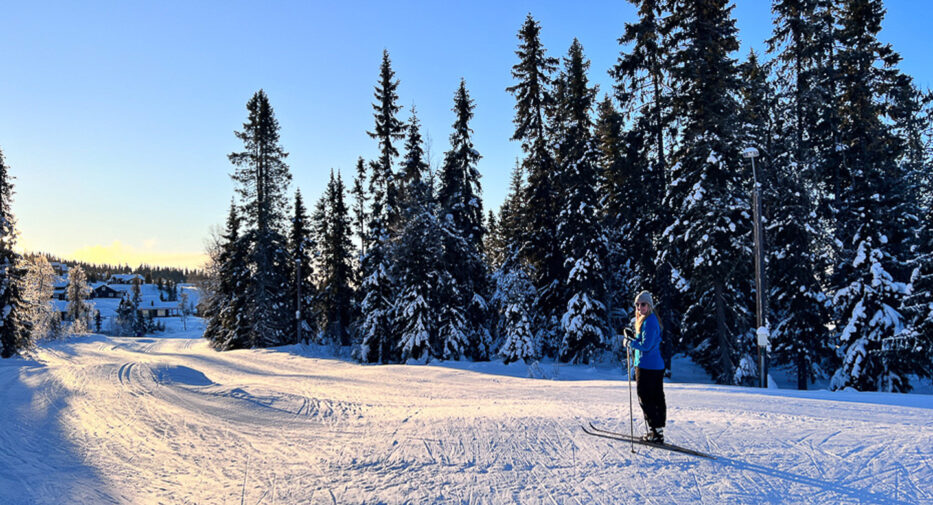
[3,1,930,270]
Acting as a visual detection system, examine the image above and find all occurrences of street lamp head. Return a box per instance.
[742,147,760,159]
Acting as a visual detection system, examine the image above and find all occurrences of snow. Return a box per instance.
[2,321,932,504]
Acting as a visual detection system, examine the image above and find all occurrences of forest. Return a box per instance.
[3,0,931,393]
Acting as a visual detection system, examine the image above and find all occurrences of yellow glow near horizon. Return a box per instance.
[58,240,207,270]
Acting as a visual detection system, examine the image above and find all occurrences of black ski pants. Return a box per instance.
[635,367,667,429]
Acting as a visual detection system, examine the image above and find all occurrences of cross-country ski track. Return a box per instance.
[2,320,931,504]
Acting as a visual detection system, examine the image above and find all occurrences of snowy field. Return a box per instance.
[2,319,932,505]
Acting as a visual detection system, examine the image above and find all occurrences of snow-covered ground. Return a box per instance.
[2,320,931,504]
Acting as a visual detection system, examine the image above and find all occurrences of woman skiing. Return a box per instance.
[627,290,667,443]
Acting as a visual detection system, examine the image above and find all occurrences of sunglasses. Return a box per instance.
[636,302,649,308]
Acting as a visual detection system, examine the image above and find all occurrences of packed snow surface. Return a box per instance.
[2,319,932,504]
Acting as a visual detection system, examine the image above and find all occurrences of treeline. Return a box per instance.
[21,252,202,284]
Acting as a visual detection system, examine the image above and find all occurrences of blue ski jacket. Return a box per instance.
[631,313,664,370]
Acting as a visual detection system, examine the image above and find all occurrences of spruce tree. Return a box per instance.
[767,0,841,288]
[204,203,252,350]
[351,157,369,264]
[437,80,490,360]
[392,109,448,361]
[830,0,920,391]
[552,40,607,363]
[661,0,755,384]
[288,189,316,343]
[611,0,678,363]
[484,210,504,271]
[896,81,933,381]
[114,294,137,337]
[493,262,537,364]
[131,283,147,337]
[319,171,355,346]
[359,53,404,362]
[594,96,633,337]
[0,148,31,358]
[506,14,562,356]
[228,90,293,348]
[489,162,540,364]
[368,49,405,231]
[902,201,933,381]
[740,49,833,389]
[358,167,395,362]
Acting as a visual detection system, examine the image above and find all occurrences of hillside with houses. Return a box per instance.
[47,262,200,335]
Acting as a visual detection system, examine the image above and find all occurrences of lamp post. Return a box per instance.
[742,146,768,388]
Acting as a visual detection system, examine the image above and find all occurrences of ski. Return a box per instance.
[583,422,715,459]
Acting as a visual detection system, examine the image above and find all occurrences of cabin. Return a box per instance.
[52,276,69,300]
[49,262,69,276]
[138,300,180,318]
[92,284,123,299]
[108,274,144,285]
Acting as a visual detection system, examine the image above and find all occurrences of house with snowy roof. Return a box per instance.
[92,283,123,299]
[52,276,69,300]
[108,273,144,285]
[49,262,69,276]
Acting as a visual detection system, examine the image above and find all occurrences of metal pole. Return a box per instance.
[751,156,766,388]
[296,256,302,344]
[626,341,635,453]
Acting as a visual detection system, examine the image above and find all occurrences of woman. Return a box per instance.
[628,290,666,443]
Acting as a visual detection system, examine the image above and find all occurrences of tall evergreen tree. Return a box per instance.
[228,90,293,348]
[368,49,405,230]
[359,53,404,363]
[661,0,755,384]
[896,82,933,382]
[741,49,833,390]
[392,114,445,360]
[830,0,920,391]
[358,168,395,362]
[594,95,637,342]
[902,200,933,382]
[611,0,673,191]
[489,162,539,364]
[351,157,369,262]
[204,202,251,350]
[288,189,316,343]
[506,14,562,356]
[437,80,490,360]
[0,148,31,358]
[610,0,678,361]
[318,171,355,346]
[767,0,841,289]
[552,40,607,363]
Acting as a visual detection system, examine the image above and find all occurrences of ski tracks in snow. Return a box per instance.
[4,334,932,504]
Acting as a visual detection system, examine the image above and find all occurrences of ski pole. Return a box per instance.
[624,328,635,454]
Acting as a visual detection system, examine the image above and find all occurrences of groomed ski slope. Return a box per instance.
[2,319,931,505]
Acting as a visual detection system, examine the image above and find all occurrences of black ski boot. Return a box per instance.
[642,427,664,444]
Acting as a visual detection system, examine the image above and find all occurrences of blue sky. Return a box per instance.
[3,1,930,269]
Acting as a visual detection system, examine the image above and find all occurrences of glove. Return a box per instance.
[622,328,635,349]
